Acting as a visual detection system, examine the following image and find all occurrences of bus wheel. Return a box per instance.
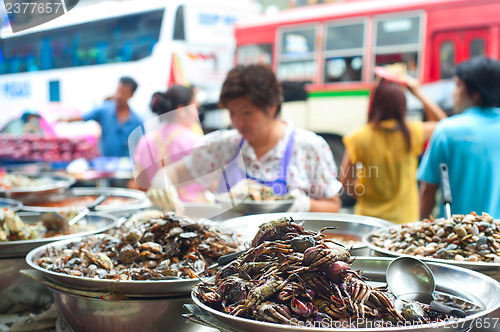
[319,134,356,208]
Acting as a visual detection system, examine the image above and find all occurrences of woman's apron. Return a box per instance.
[218,130,295,195]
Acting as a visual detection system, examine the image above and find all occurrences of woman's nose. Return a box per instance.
[231,115,242,129]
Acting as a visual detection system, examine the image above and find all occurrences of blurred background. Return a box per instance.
[0,0,493,191]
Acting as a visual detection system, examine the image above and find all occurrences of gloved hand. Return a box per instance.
[148,168,185,215]
[287,189,311,212]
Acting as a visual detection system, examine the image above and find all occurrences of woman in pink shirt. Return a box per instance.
[130,85,206,202]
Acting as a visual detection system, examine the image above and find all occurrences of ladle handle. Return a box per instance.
[68,194,109,226]
[430,300,467,318]
[88,194,109,211]
[217,250,244,266]
[439,163,452,219]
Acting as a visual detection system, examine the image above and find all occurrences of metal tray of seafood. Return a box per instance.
[0,172,75,203]
[0,197,23,211]
[25,212,244,298]
[192,256,500,332]
[22,187,151,214]
[0,212,117,258]
[217,212,392,255]
[25,234,203,297]
[217,197,295,215]
[363,227,500,281]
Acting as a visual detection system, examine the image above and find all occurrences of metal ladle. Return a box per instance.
[40,194,109,230]
[386,256,467,318]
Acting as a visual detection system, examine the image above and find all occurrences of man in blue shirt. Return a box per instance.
[64,77,143,157]
[417,57,500,219]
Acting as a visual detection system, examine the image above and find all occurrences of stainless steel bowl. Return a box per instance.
[0,212,117,258]
[184,202,242,220]
[0,212,117,313]
[0,172,75,204]
[192,256,500,332]
[22,187,151,216]
[0,197,23,211]
[51,290,215,332]
[183,202,246,221]
[216,212,392,256]
[363,227,500,281]
[26,234,200,297]
[217,197,295,215]
[26,217,244,297]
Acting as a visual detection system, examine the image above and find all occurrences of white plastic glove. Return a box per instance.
[148,167,185,215]
[287,189,311,212]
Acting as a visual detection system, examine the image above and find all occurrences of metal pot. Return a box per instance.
[217,212,392,256]
[0,212,117,313]
[363,227,500,282]
[217,197,295,215]
[192,257,500,332]
[0,172,75,204]
[52,290,214,332]
[183,202,245,221]
[25,214,244,297]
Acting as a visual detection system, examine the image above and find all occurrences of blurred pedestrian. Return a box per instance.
[340,76,447,224]
[418,57,500,219]
[61,76,142,157]
[130,84,206,202]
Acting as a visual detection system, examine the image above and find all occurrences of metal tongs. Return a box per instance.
[439,163,452,220]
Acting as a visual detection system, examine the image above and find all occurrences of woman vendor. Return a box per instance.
[149,64,342,212]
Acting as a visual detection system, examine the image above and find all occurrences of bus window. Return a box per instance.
[374,15,421,78]
[1,9,164,74]
[440,41,455,79]
[324,22,365,83]
[376,16,420,46]
[470,38,485,58]
[174,5,185,41]
[237,44,272,65]
[277,26,317,83]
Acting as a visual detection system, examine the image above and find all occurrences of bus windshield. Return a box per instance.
[1,9,164,74]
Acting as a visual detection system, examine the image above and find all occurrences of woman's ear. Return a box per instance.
[268,104,278,118]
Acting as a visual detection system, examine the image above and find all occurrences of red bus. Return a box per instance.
[234,0,500,160]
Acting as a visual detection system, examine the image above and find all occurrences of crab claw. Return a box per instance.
[291,298,315,317]
[277,290,293,302]
[327,261,351,277]
[195,285,222,306]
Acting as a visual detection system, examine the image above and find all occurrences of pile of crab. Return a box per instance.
[36,212,238,280]
[195,217,453,328]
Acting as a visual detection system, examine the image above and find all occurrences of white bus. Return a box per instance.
[0,0,260,129]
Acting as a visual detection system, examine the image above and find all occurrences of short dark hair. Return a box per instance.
[119,76,138,94]
[455,57,500,108]
[150,85,195,115]
[219,64,283,117]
